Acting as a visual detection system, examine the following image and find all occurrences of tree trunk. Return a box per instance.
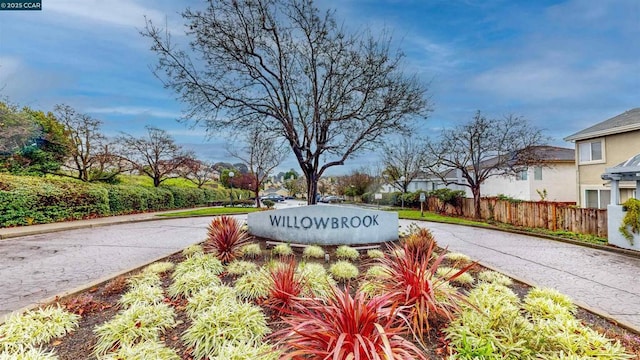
[306,173,318,205]
[153,177,161,187]
[471,186,481,218]
[254,185,261,208]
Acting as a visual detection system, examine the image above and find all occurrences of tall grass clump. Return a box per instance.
[335,245,359,261]
[272,286,426,359]
[302,245,325,259]
[329,261,359,281]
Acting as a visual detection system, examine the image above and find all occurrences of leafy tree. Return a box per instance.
[381,138,429,193]
[425,111,547,217]
[142,0,429,204]
[229,126,287,207]
[119,126,193,187]
[283,177,305,198]
[0,102,68,175]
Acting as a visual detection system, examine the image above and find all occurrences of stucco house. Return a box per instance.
[564,108,640,208]
[381,146,575,202]
[473,146,575,202]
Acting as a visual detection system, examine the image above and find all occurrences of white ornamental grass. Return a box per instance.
[477,270,513,286]
[0,306,79,353]
[0,347,59,360]
[168,270,222,299]
[172,254,224,279]
[302,245,325,259]
[226,260,258,276]
[118,283,165,308]
[234,268,271,300]
[182,301,270,360]
[143,261,175,275]
[93,303,177,356]
[101,340,180,360]
[185,285,238,319]
[328,261,359,281]
[335,245,359,261]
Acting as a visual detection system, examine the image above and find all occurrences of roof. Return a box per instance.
[477,146,574,168]
[564,108,640,142]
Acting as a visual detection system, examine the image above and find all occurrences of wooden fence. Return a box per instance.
[425,197,608,237]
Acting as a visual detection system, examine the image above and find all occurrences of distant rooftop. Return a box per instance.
[564,108,640,142]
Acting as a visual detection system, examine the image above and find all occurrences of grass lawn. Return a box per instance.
[158,207,262,217]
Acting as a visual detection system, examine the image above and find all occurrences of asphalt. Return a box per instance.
[1,202,639,334]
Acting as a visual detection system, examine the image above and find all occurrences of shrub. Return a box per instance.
[93,303,177,356]
[172,254,224,279]
[262,199,275,208]
[168,270,222,299]
[185,285,238,319]
[182,244,204,257]
[119,284,165,308]
[445,283,632,359]
[272,286,426,359]
[265,259,305,314]
[436,267,475,285]
[241,243,262,258]
[378,242,472,340]
[101,340,180,360]
[143,261,174,275]
[329,261,359,281]
[335,245,359,261]
[296,263,336,298]
[214,341,279,360]
[477,270,513,286]
[0,305,80,353]
[234,268,272,300]
[366,249,385,259]
[226,260,258,276]
[302,245,325,259]
[203,216,251,263]
[182,301,270,360]
[271,243,293,257]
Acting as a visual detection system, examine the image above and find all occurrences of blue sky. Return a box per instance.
[1,0,638,174]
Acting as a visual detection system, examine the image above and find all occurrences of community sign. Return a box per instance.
[247,205,398,245]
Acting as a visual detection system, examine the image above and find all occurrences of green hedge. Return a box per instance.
[0,174,250,227]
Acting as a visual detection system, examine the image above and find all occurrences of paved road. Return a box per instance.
[0,216,214,319]
[0,203,639,333]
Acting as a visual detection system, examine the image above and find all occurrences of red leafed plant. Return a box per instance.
[405,227,436,261]
[379,241,473,340]
[203,216,250,263]
[265,258,305,315]
[272,285,426,360]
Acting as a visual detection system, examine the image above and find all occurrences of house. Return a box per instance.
[474,146,576,202]
[564,108,640,208]
[381,146,575,202]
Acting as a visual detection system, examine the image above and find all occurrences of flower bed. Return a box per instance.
[1,218,638,359]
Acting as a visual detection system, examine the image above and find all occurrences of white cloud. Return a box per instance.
[85,106,181,119]
[470,59,628,102]
[45,0,182,32]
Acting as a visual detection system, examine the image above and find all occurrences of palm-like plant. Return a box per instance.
[378,241,473,340]
[273,286,426,359]
[265,259,305,315]
[203,216,250,263]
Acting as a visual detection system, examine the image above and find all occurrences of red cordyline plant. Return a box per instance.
[379,241,474,340]
[272,285,426,360]
[203,216,250,264]
[265,258,305,315]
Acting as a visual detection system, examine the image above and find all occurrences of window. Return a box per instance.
[578,140,603,163]
[585,189,611,209]
[516,169,528,181]
[534,167,542,180]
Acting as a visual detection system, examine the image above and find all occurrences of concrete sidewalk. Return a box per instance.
[1,209,639,334]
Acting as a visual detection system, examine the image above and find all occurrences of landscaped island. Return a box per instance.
[0,217,637,359]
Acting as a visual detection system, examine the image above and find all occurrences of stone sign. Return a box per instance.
[247,205,398,245]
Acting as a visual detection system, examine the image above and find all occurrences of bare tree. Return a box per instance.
[119,126,193,187]
[229,126,287,207]
[381,138,429,193]
[425,111,547,217]
[336,168,376,198]
[54,104,125,182]
[142,0,429,204]
[181,158,216,188]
